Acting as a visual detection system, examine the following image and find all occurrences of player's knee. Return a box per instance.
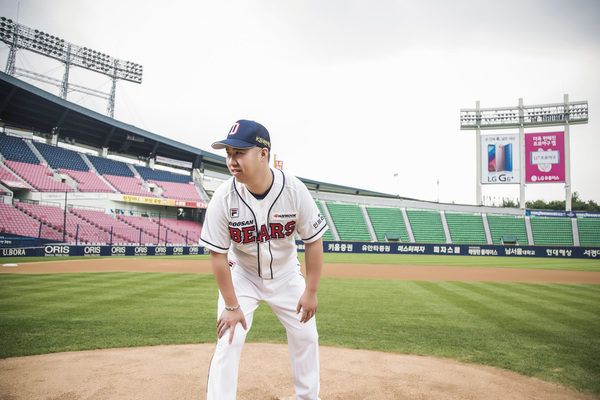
[305,329,319,345]
[289,325,318,347]
[218,325,248,349]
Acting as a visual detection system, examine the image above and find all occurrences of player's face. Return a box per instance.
[225,146,264,183]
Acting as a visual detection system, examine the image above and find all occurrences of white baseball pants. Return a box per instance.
[207,266,320,400]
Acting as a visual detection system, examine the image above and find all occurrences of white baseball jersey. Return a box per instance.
[200,168,328,279]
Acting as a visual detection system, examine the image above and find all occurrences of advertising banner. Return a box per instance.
[481,134,520,184]
[525,132,565,183]
[121,194,208,209]
[1,243,599,259]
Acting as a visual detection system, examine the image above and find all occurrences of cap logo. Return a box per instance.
[228,123,240,136]
[256,136,271,149]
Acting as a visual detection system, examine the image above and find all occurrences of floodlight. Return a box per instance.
[1,17,143,117]
[1,17,143,84]
[460,101,588,129]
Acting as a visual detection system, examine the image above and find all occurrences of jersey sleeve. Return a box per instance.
[199,190,231,254]
[294,177,328,243]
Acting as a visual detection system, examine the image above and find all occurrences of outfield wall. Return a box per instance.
[1,241,599,259]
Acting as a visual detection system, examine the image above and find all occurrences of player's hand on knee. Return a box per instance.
[297,292,318,323]
[217,309,247,344]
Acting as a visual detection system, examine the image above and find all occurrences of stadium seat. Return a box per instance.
[314,201,335,241]
[13,201,112,244]
[0,133,40,164]
[406,209,445,243]
[487,214,528,245]
[4,160,74,192]
[0,202,43,238]
[102,174,157,197]
[147,180,204,201]
[530,217,573,246]
[325,202,371,241]
[58,169,116,193]
[147,217,202,244]
[0,162,32,190]
[366,206,409,242]
[445,212,487,244]
[577,217,600,246]
[135,165,192,183]
[87,155,135,177]
[71,208,158,245]
[33,142,89,171]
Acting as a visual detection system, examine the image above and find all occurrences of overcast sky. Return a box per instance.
[1,0,599,206]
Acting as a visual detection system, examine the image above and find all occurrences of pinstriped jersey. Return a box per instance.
[200,168,328,279]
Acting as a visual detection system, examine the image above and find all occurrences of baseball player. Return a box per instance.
[200,119,328,400]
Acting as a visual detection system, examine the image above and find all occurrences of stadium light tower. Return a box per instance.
[0,16,143,118]
[460,95,588,211]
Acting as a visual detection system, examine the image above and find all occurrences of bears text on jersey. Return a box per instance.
[229,221,296,244]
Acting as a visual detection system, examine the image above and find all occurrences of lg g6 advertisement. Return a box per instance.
[481,134,520,184]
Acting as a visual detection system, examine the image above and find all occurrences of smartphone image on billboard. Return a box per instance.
[488,143,513,172]
[496,144,506,171]
[488,144,496,172]
[504,143,513,171]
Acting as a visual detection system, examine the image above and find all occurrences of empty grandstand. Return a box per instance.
[0,127,204,245]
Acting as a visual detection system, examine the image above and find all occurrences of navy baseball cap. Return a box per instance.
[211,120,271,150]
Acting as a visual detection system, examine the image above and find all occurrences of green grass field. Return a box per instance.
[1,254,599,396]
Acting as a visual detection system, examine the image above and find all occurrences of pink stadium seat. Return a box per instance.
[153,218,202,244]
[0,202,41,238]
[148,180,204,201]
[0,201,202,245]
[71,208,159,245]
[58,169,116,193]
[103,174,158,197]
[116,214,188,245]
[0,163,32,190]
[4,160,73,192]
[13,202,112,244]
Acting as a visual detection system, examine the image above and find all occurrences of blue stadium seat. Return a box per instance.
[0,134,40,164]
[87,155,135,177]
[135,165,191,183]
[33,142,89,171]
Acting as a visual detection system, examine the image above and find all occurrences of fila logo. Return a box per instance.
[230,208,239,218]
[228,123,240,136]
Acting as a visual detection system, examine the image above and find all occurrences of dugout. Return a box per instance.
[501,235,519,245]
[385,232,402,242]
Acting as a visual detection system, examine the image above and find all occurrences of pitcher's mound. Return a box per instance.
[0,343,595,400]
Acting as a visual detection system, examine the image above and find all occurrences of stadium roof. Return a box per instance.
[0,72,229,175]
[0,71,399,199]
